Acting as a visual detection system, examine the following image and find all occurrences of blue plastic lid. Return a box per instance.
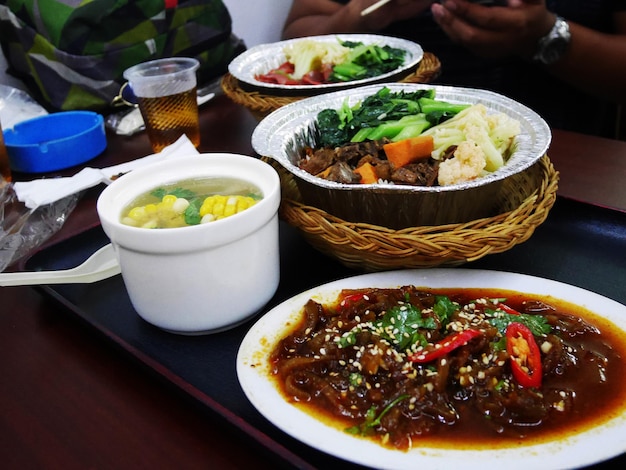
[2,111,107,173]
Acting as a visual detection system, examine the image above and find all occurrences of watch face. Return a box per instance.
[535,18,571,64]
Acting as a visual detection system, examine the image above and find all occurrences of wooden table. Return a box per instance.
[1,94,625,469]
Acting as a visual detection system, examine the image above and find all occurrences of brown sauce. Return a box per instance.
[269,287,626,451]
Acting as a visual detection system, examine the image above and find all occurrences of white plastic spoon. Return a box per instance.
[0,243,120,286]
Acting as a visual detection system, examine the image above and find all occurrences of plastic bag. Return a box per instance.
[0,84,48,129]
[0,183,79,272]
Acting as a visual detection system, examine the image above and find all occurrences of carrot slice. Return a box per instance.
[383,135,434,168]
[354,162,379,184]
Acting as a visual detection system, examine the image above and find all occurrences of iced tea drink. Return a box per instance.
[124,58,200,153]
[137,86,200,153]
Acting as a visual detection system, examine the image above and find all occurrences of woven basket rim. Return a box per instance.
[221,52,442,116]
[267,155,559,270]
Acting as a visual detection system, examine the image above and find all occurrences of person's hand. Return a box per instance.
[356,0,435,31]
[430,0,556,60]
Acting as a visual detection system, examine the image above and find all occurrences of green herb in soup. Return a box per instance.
[121,177,262,229]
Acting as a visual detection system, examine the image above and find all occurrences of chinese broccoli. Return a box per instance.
[316,87,470,148]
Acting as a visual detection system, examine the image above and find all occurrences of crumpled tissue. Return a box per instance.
[13,134,199,209]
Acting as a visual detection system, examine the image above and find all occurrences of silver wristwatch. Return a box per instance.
[533,16,571,65]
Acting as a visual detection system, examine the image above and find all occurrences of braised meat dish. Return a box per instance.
[270,286,626,451]
[299,139,453,186]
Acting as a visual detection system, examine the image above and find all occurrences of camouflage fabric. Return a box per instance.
[0,0,245,112]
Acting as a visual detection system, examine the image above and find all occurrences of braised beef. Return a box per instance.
[391,160,439,186]
[299,147,335,175]
[299,138,445,186]
[326,161,360,184]
[270,286,626,451]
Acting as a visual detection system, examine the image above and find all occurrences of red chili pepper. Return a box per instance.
[499,303,521,315]
[506,322,542,388]
[339,292,369,310]
[408,329,482,363]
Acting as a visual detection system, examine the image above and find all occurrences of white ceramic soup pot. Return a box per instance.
[97,153,281,334]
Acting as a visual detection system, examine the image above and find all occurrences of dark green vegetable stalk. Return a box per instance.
[316,87,470,148]
[329,41,406,82]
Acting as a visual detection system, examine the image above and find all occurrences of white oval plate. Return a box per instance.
[237,268,626,470]
[228,34,423,91]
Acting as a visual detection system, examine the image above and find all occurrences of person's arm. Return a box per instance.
[550,16,626,104]
[282,0,433,39]
[431,0,626,103]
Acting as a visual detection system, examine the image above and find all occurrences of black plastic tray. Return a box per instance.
[25,197,626,469]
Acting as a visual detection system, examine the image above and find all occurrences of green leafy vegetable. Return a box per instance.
[330,41,406,83]
[432,295,459,327]
[183,198,203,225]
[487,310,552,336]
[317,87,470,148]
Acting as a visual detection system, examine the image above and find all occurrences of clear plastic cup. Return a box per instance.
[123,58,200,153]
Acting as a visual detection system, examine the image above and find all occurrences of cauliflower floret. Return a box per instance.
[463,116,504,172]
[437,140,487,186]
[487,112,521,156]
[423,104,520,172]
[284,40,350,79]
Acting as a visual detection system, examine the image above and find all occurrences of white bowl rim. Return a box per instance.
[96,153,281,249]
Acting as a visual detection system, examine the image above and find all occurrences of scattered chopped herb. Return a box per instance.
[183,198,203,225]
[151,187,196,200]
[432,295,459,327]
[487,310,551,336]
[345,394,409,436]
[337,302,435,350]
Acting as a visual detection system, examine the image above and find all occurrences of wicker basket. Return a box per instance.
[263,155,559,271]
[221,52,442,120]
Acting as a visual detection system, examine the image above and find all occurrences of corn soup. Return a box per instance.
[121,177,262,229]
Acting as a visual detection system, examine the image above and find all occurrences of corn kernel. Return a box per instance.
[161,194,177,206]
[237,197,255,212]
[128,206,146,220]
[223,197,238,217]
